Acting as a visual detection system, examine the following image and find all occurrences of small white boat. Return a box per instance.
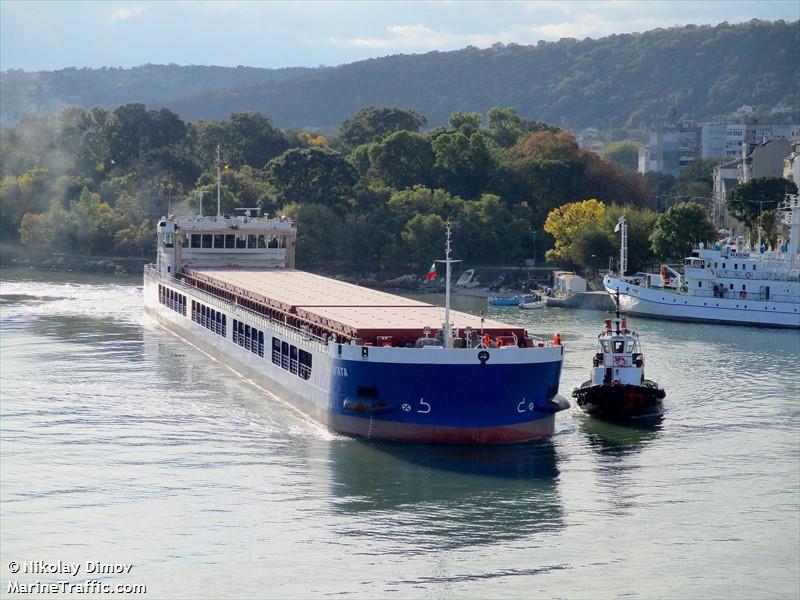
[519,292,546,309]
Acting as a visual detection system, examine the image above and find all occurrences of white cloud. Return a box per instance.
[527,13,719,40]
[330,24,508,49]
[110,5,145,23]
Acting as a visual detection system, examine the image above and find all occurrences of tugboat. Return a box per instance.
[572,290,665,419]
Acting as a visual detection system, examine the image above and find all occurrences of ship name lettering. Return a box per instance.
[334,367,348,377]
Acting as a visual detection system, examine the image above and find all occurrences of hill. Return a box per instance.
[1,20,797,131]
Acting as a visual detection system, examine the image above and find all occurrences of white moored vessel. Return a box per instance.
[604,195,800,328]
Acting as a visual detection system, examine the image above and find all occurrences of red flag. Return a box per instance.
[424,263,437,280]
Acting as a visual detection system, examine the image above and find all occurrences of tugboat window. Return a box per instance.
[601,341,610,353]
[613,341,624,353]
[626,341,634,353]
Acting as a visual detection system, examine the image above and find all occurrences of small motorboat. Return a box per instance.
[454,268,480,288]
[519,292,546,309]
[572,293,665,419]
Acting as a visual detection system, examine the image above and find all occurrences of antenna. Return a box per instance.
[615,288,621,334]
[197,190,208,217]
[215,144,222,218]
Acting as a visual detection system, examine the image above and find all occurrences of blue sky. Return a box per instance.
[1,0,798,71]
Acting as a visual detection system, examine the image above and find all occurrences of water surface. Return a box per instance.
[1,270,798,598]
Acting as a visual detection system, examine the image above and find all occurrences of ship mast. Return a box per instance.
[437,221,461,348]
[215,144,222,218]
[783,193,800,265]
[615,215,628,276]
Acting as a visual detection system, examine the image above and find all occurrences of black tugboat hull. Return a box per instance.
[572,381,665,419]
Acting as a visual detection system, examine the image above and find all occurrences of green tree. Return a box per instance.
[367,131,434,189]
[543,199,606,263]
[649,201,717,261]
[266,148,357,209]
[401,213,447,266]
[486,107,558,149]
[386,186,462,229]
[458,193,530,264]
[0,168,51,241]
[601,141,639,171]
[447,111,482,136]
[726,176,798,230]
[569,226,616,274]
[431,131,496,199]
[283,202,347,267]
[674,157,720,198]
[192,113,288,169]
[339,106,427,149]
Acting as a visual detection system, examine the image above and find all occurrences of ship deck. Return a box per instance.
[182,268,526,345]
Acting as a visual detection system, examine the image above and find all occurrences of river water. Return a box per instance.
[1,269,798,599]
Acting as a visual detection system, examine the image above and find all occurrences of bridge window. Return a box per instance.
[734,263,738,270]
[258,235,266,248]
[201,234,212,248]
[281,341,289,370]
[225,234,235,248]
[612,341,624,353]
[272,337,281,365]
[191,234,201,248]
[248,234,257,249]
[236,235,247,249]
[214,234,225,248]
[298,350,312,380]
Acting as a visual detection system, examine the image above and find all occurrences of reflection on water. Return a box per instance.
[327,439,563,550]
[578,414,663,457]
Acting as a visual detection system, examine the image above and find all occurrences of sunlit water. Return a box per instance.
[1,269,798,599]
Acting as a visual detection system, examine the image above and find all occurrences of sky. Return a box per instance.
[1,0,798,71]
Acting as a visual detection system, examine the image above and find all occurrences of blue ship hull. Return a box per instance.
[329,356,565,444]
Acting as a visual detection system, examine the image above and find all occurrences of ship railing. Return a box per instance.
[690,288,797,302]
[145,265,328,352]
[713,269,799,282]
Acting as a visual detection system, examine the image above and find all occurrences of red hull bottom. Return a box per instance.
[330,414,556,445]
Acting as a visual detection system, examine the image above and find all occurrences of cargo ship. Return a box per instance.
[143,172,566,444]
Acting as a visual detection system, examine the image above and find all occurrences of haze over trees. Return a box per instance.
[1,101,690,271]
[2,20,797,132]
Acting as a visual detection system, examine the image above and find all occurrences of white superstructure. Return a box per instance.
[604,195,800,328]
